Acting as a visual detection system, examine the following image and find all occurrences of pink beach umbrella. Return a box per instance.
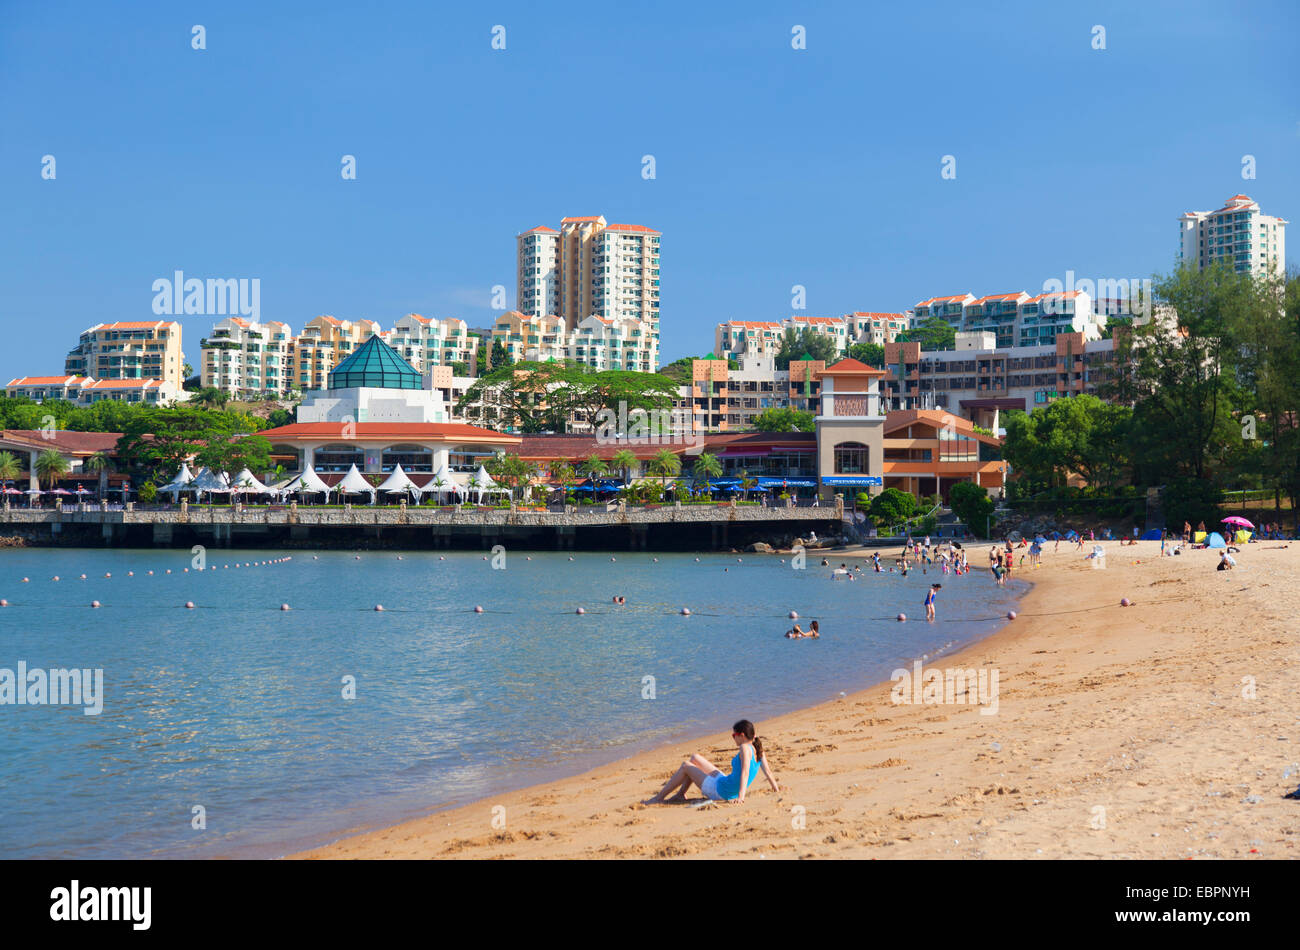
[1221,516,1254,529]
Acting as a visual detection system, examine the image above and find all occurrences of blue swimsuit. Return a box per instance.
[712,750,761,800]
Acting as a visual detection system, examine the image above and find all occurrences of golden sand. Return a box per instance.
[296,541,1298,859]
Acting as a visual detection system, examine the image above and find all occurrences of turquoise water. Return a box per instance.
[0,548,1024,858]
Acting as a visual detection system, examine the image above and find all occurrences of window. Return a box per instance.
[833,442,870,474]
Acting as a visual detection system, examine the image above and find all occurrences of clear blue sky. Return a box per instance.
[2,0,1297,381]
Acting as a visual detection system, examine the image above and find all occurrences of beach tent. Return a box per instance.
[376,463,420,500]
[1140,529,1162,540]
[426,463,463,502]
[230,468,269,494]
[158,463,197,499]
[1193,530,1207,543]
[335,463,377,502]
[1205,531,1227,548]
[285,465,331,498]
[190,467,231,500]
[471,464,506,504]
[1234,529,1251,544]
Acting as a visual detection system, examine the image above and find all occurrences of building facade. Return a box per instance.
[64,321,186,388]
[6,375,189,406]
[881,331,1119,430]
[200,318,295,396]
[292,316,382,392]
[1179,194,1287,276]
[516,215,661,347]
[490,311,658,372]
[912,290,1107,349]
[674,355,825,433]
[714,312,907,362]
[386,314,480,375]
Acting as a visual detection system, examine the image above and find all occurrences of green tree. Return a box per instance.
[868,487,917,529]
[551,459,577,500]
[610,448,638,486]
[485,453,537,501]
[846,342,886,367]
[138,481,157,504]
[1002,396,1132,492]
[0,451,20,483]
[750,407,815,432]
[775,328,840,370]
[691,451,722,486]
[896,316,957,351]
[84,450,111,497]
[647,448,682,487]
[34,449,69,489]
[950,481,995,537]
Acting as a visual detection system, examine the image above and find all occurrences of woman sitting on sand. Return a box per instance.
[647,720,780,804]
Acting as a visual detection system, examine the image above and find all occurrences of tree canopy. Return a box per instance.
[750,407,815,432]
[775,327,840,369]
[895,315,956,351]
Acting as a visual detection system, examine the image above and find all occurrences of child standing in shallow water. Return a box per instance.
[925,583,940,620]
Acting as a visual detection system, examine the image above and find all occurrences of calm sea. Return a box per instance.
[0,547,1024,858]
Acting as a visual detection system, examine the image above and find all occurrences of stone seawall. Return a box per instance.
[0,504,845,552]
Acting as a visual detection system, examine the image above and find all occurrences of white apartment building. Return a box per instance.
[1179,194,1287,276]
[912,291,1106,349]
[516,216,661,362]
[714,312,907,361]
[490,311,658,372]
[6,375,190,406]
[201,317,295,396]
[386,314,480,375]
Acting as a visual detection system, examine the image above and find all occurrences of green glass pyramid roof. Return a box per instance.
[329,335,423,390]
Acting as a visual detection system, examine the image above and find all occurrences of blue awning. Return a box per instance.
[820,475,883,487]
[756,477,816,488]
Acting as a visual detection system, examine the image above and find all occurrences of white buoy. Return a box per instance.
[681,607,691,615]
[104,572,111,578]
[128,572,134,576]
[20,577,28,583]
[375,604,385,611]
[897,613,906,622]
[165,569,172,574]
[0,599,7,607]
[1007,610,1017,620]
[52,576,59,581]
[576,607,585,615]
[91,601,100,608]
[280,604,291,611]
[80,574,87,579]
[473,605,483,613]
[789,610,798,619]
[185,601,195,609]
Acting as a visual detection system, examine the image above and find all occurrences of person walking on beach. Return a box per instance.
[646,719,780,804]
[925,583,940,620]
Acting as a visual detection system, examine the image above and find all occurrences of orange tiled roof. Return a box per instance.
[791,315,842,325]
[818,358,887,376]
[560,216,604,224]
[914,294,973,307]
[520,226,559,235]
[7,375,87,386]
[604,223,660,233]
[970,292,1027,304]
[91,321,179,330]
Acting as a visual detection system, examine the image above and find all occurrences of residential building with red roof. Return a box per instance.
[64,320,186,388]
[201,317,295,396]
[517,215,660,361]
[1179,194,1287,276]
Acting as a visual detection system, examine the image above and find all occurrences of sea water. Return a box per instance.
[0,548,1024,858]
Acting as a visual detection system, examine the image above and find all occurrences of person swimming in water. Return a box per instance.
[646,719,781,804]
[785,623,805,638]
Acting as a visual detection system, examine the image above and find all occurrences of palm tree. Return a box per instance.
[647,448,682,491]
[691,452,722,495]
[0,451,20,483]
[551,460,576,503]
[35,449,69,491]
[84,451,110,498]
[611,448,637,487]
[739,469,758,502]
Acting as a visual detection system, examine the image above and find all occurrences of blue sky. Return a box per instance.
[2,0,1297,381]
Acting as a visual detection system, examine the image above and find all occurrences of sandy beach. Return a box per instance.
[297,540,1299,859]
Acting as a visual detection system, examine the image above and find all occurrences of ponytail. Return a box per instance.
[733,719,763,761]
